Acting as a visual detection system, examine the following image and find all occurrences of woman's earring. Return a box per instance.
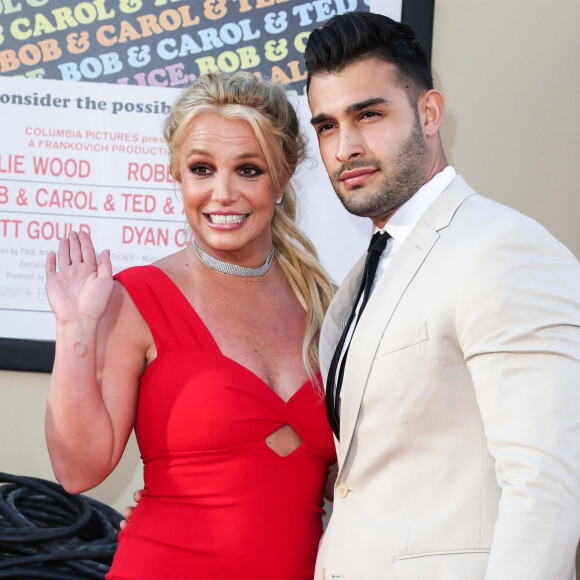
[275,197,283,205]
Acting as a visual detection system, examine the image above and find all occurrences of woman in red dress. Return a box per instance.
[45,72,336,579]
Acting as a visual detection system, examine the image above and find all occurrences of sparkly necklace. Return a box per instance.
[192,237,275,279]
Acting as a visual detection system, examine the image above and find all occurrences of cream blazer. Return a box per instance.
[316,176,580,580]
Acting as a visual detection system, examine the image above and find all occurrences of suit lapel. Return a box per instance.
[336,176,476,473]
[319,254,367,381]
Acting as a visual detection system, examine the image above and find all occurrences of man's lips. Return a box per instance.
[339,168,378,186]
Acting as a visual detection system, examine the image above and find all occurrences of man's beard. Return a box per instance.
[331,115,430,219]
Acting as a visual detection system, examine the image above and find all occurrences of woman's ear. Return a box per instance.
[276,175,291,203]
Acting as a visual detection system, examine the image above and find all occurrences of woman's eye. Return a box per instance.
[239,166,261,177]
[190,164,211,175]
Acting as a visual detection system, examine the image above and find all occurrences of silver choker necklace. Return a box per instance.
[192,238,275,277]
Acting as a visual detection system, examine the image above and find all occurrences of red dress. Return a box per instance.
[107,266,336,580]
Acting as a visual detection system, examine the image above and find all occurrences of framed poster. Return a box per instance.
[0,0,435,372]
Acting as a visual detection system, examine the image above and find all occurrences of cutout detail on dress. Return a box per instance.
[265,424,303,457]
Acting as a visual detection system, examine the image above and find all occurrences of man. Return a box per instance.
[305,11,580,580]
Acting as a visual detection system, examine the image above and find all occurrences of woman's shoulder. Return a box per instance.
[114,248,187,284]
[114,264,156,283]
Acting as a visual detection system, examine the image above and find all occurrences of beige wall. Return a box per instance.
[434,3,580,568]
[433,0,580,259]
[0,0,578,564]
[0,370,143,514]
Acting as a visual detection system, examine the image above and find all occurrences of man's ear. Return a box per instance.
[418,89,444,137]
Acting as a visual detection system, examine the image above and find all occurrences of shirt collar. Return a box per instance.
[379,166,456,244]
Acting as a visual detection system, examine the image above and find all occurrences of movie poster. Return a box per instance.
[0,0,408,367]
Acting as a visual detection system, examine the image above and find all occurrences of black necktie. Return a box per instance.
[326,231,390,439]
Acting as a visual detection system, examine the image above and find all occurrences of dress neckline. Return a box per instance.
[145,265,317,405]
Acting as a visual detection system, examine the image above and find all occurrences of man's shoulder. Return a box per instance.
[420,174,519,236]
[444,175,546,231]
[442,177,578,265]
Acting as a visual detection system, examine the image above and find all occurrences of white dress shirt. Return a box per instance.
[337,166,457,385]
[374,165,457,291]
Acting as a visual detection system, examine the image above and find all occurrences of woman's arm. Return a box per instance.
[45,230,148,494]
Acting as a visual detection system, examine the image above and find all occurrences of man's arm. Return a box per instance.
[458,217,580,579]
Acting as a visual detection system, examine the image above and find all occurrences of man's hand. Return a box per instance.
[120,489,144,530]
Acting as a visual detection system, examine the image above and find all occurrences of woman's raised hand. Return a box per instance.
[45,230,114,324]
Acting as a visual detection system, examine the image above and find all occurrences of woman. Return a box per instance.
[45,72,336,579]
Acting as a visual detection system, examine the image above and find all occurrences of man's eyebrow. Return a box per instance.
[310,97,389,125]
[346,97,389,113]
[310,112,331,126]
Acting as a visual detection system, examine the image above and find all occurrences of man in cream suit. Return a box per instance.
[305,12,580,579]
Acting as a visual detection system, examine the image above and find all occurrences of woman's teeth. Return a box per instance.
[208,214,247,224]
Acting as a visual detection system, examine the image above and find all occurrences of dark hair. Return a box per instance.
[305,11,433,105]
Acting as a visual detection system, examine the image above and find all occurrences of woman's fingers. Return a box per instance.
[78,230,98,267]
[57,236,71,270]
[54,231,100,271]
[68,231,82,264]
[97,248,112,279]
[45,250,56,275]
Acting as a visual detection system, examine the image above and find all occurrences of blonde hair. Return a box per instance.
[164,72,334,387]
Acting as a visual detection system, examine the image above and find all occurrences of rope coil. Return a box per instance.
[0,472,122,579]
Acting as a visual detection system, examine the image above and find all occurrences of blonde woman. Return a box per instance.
[45,72,336,579]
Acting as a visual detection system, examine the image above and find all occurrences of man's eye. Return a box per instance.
[318,123,335,134]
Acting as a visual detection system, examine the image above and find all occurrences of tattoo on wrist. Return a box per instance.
[73,342,88,358]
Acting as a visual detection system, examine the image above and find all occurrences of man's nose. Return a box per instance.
[336,130,364,163]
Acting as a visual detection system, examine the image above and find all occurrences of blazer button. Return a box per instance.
[335,483,349,498]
